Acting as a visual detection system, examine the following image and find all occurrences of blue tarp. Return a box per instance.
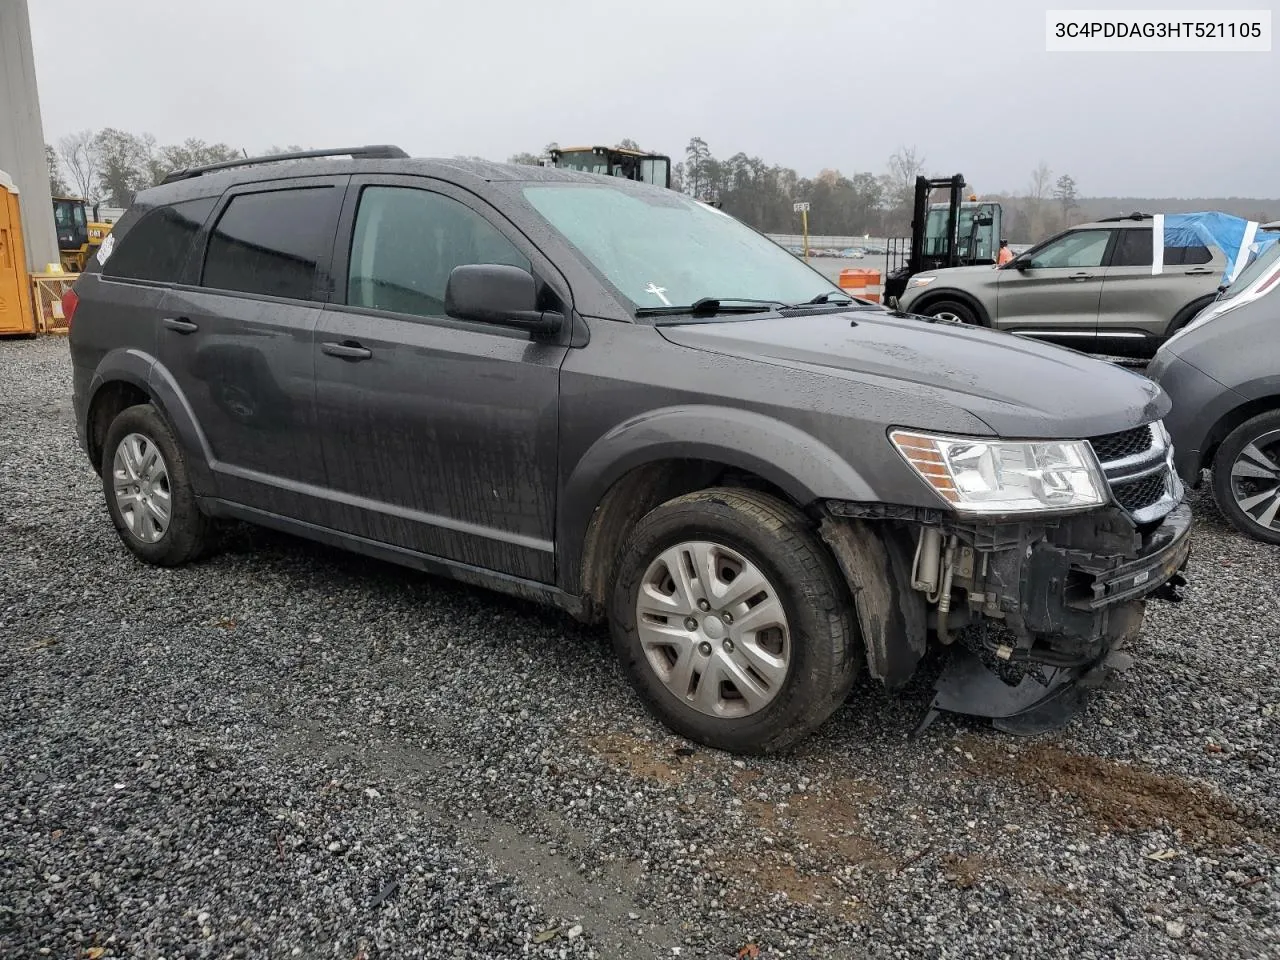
[1159,212,1279,286]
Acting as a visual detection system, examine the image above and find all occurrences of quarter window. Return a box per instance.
[346,186,530,319]
[102,197,217,283]
[1163,244,1213,266]
[201,187,339,301]
[1028,230,1113,269]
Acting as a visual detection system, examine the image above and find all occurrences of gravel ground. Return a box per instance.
[1,336,1277,960]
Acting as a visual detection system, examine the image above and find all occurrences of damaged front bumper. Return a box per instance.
[821,500,1193,734]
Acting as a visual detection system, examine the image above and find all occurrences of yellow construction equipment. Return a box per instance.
[52,195,112,273]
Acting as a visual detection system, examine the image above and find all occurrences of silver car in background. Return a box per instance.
[898,214,1225,358]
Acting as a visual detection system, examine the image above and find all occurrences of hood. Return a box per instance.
[657,309,1168,439]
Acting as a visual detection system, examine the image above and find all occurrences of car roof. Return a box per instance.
[133,155,648,206]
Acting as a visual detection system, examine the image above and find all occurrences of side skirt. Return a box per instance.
[197,497,588,619]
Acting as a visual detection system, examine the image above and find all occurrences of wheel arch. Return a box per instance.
[1165,293,1218,338]
[84,349,215,493]
[560,407,878,615]
[1202,393,1280,473]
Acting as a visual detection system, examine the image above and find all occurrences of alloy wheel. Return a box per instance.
[1229,429,1280,533]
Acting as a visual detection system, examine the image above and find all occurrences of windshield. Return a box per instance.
[1220,240,1280,300]
[520,183,841,311]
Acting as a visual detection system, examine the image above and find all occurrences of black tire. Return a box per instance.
[1210,410,1280,546]
[101,403,212,565]
[921,299,980,326]
[1165,294,1217,338]
[608,487,860,755]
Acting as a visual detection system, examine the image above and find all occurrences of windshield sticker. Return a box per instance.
[95,232,115,266]
[643,282,671,306]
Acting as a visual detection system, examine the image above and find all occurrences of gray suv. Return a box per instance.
[67,146,1192,754]
[897,214,1224,358]
[1148,237,1280,544]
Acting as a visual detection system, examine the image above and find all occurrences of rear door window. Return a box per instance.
[101,197,217,282]
[1110,228,1152,267]
[201,187,341,301]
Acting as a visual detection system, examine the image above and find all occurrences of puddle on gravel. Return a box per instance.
[962,737,1274,849]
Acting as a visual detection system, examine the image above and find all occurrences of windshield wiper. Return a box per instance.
[779,292,884,311]
[636,297,786,318]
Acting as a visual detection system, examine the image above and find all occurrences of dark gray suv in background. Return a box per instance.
[67,146,1192,754]
[1149,238,1280,544]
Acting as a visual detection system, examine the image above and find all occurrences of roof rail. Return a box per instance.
[159,145,410,185]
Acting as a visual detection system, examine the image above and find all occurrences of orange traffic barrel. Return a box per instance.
[838,268,882,302]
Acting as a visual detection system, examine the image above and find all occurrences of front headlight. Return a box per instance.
[891,430,1107,515]
[907,276,936,289]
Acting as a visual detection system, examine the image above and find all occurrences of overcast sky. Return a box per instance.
[27,0,1278,198]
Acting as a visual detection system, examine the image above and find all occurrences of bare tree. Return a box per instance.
[1028,162,1052,203]
[57,130,99,200]
[46,145,70,196]
[887,145,926,197]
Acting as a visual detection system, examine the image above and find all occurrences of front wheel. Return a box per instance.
[922,299,979,326]
[1211,411,1280,546]
[608,488,860,755]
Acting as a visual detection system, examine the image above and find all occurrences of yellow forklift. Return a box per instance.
[51,196,112,273]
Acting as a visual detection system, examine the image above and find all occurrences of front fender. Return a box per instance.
[558,405,876,592]
[86,348,216,495]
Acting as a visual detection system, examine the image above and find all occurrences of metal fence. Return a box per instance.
[30,273,75,333]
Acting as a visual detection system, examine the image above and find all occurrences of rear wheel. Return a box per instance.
[1210,410,1280,546]
[102,403,212,565]
[921,299,979,326]
[608,488,860,755]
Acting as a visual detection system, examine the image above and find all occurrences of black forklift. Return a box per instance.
[883,174,1002,305]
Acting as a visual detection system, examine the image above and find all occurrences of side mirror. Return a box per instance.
[1013,257,1032,271]
[445,264,563,337]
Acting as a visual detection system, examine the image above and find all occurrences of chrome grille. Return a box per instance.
[1112,473,1168,513]
[1088,421,1179,523]
[1089,425,1154,463]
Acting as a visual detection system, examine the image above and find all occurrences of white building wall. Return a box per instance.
[0,0,59,271]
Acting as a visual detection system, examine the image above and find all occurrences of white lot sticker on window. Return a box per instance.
[643,282,671,305]
[95,232,115,266]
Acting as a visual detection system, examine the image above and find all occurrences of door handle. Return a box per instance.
[1184,268,1214,275]
[1069,272,1093,281]
[321,340,373,361]
[162,317,199,334]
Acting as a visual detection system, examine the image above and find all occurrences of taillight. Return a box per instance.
[61,288,79,329]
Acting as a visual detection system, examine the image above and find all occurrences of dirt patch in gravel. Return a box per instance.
[585,731,718,785]
[585,731,893,920]
[714,786,893,922]
[963,737,1274,849]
